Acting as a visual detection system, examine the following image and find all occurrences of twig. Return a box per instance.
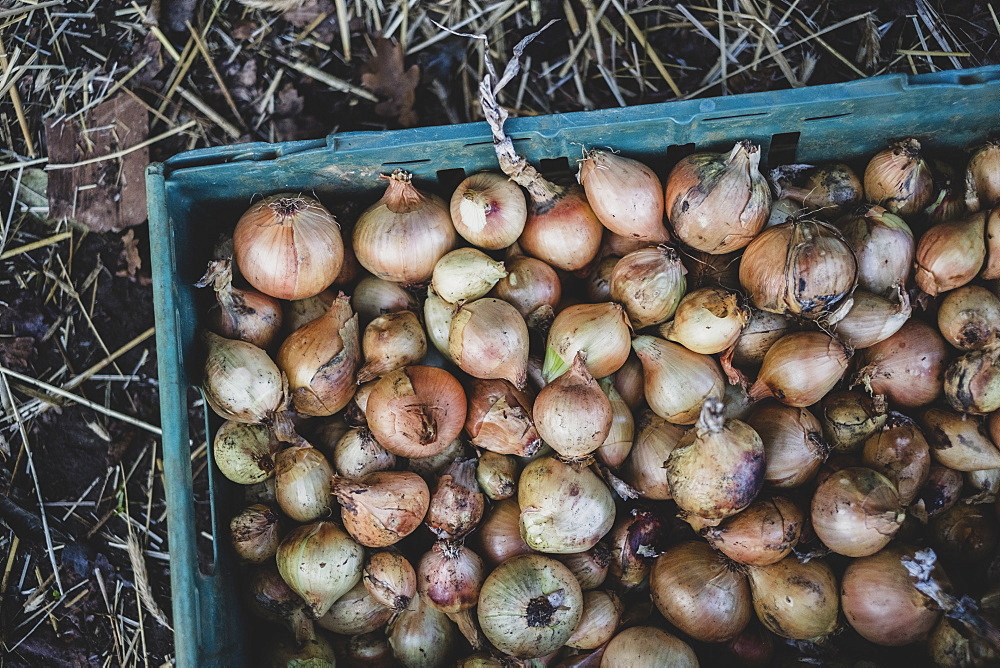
[276,57,379,102]
[0,232,73,261]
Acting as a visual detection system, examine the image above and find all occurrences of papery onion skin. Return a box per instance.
[984,205,1000,279]
[610,246,688,329]
[333,471,430,548]
[596,376,635,468]
[332,426,396,479]
[917,464,964,520]
[352,276,419,329]
[601,626,699,668]
[620,411,686,500]
[665,140,772,253]
[245,564,315,644]
[354,170,456,284]
[914,212,987,296]
[388,594,457,668]
[864,138,935,217]
[749,331,850,408]
[779,162,863,219]
[579,149,669,242]
[745,401,828,488]
[632,335,725,425]
[450,298,529,389]
[234,194,344,300]
[731,309,792,370]
[450,171,527,249]
[198,259,283,349]
[432,247,508,304]
[491,255,562,319]
[607,509,668,591]
[520,185,604,272]
[557,544,611,591]
[425,458,485,540]
[201,330,284,423]
[837,204,914,298]
[363,550,416,612]
[543,302,633,383]
[533,353,612,459]
[820,390,888,454]
[841,543,942,645]
[356,310,426,384]
[833,288,911,350]
[944,347,1000,415]
[660,286,749,355]
[746,556,839,640]
[315,579,392,635]
[474,498,534,566]
[274,444,333,523]
[213,420,278,485]
[230,504,282,563]
[862,414,932,506]
[276,521,364,619]
[565,589,622,650]
[930,503,1000,563]
[965,139,1000,212]
[650,540,752,642]
[810,466,905,557]
[417,540,484,613]
[477,554,584,659]
[702,496,803,566]
[283,289,337,334]
[856,319,948,409]
[921,407,1000,471]
[464,378,540,457]
[938,285,1000,351]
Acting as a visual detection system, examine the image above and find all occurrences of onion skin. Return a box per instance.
[632,334,725,425]
[543,302,633,383]
[333,471,430,548]
[916,464,964,520]
[702,496,803,566]
[356,310,426,384]
[450,171,527,249]
[245,564,315,645]
[778,162,863,219]
[607,509,668,591]
[565,589,622,650]
[922,407,1000,471]
[315,579,392,635]
[745,401,828,488]
[746,556,839,640]
[984,205,1000,279]
[620,411,686,500]
[276,521,364,619]
[841,543,942,645]
[363,550,416,612]
[352,276,419,329]
[833,287,911,350]
[601,626,699,668]
[811,467,905,557]
[930,503,1000,563]
[520,185,604,271]
[862,414,931,506]
[230,504,282,563]
[233,194,344,300]
[944,347,1000,415]
[432,247,508,304]
[388,594,457,668]
[914,212,987,296]
[274,444,333,523]
[856,319,949,409]
[609,246,688,329]
[417,541,484,613]
[820,390,888,454]
[596,376,635,468]
[731,309,792,370]
[650,540,752,642]
[578,149,669,242]
[450,298,530,389]
[837,205,914,298]
[749,331,849,407]
[864,138,934,217]
[660,286,749,355]
[213,420,278,485]
[491,255,562,319]
[533,353,613,459]
[201,330,283,423]
[965,139,1000,212]
[425,458,485,540]
[665,140,772,254]
[938,285,1000,351]
[464,379,541,457]
[557,544,611,591]
[197,259,283,349]
[474,498,534,566]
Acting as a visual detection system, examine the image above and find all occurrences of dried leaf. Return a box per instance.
[116,230,142,279]
[0,337,36,372]
[361,37,420,127]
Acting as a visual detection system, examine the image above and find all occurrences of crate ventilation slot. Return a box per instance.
[804,113,852,122]
[703,112,769,122]
[381,158,432,167]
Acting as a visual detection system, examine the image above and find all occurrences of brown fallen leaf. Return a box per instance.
[0,336,35,372]
[116,230,142,280]
[361,37,420,127]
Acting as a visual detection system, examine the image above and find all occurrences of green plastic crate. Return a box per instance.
[148,65,1000,667]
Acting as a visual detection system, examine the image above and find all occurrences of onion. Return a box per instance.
[965,139,1000,212]
[739,218,857,320]
[984,205,1000,279]
[230,503,282,563]
[721,620,774,668]
[341,631,392,666]
[746,556,839,639]
[363,550,416,612]
[609,246,688,329]
[283,288,337,333]
[518,456,615,553]
[665,398,765,523]
[356,310,426,384]
[432,247,508,304]
[938,285,1000,351]
[620,410,687,500]
[450,171,527,249]
[929,616,999,668]
[862,414,931,505]
[418,540,484,614]
[274,443,333,522]
[276,293,360,416]
[476,452,518,501]
[332,471,430,548]
[841,543,942,645]
[650,540,751,642]
[264,633,335,666]
[276,520,364,619]
[631,335,725,424]
[201,330,283,423]
[449,298,529,389]
[490,255,562,326]
[233,193,344,300]
[856,319,948,408]
[578,149,669,242]
[353,169,456,284]
[916,464,964,520]
[557,543,611,590]
[660,286,749,355]
[388,594,457,668]
[477,554,584,659]
[745,401,828,488]
[930,503,999,563]
[665,140,771,253]
[601,626,698,668]
[543,302,632,382]
[775,162,863,219]
[464,378,540,457]
[565,589,622,650]
[819,389,888,453]
[196,259,282,348]
[749,331,850,407]
[731,309,792,370]
[245,564,314,644]
[315,579,392,635]
[474,498,534,566]
[702,496,803,566]
[607,509,668,590]
[914,212,987,295]
[425,458,485,540]
[595,377,634,468]
[864,137,935,217]
[767,196,805,227]
[352,275,419,328]
[944,346,1000,415]
[534,352,612,459]
[811,466,905,557]
[612,353,645,412]
[213,420,278,485]
[837,204,914,297]
[365,366,467,458]
[832,287,911,350]
[332,427,396,479]
[921,407,1000,471]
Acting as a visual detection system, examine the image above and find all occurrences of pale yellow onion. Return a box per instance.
[601,626,698,668]
[519,456,615,553]
[213,420,278,485]
[632,335,724,425]
[833,287,911,350]
[424,287,457,362]
[276,294,360,417]
[921,407,1000,471]
[938,285,1000,350]
[332,427,396,479]
[276,521,364,619]
[578,149,669,242]
[746,556,839,639]
[533,353,612,459]
[557,544,611,591]
[665,140,772,253]
[353,169,456,284]
[749,331,849,407]
[388,594,457,668]
[201,330,283,423]
[474,498,534,566]
[355,310,426,384]
[407,436,464,479]
[449,298,529,389]
[731,309,792,370]
[543,302,632,382]
[315,579,392,635]
[965,139,1000,212]
[476,451,519,501]
[595,376,635,468]
[810,467,905,557]
[274,443,333,522]
[450,171,527,249]
[983,205,1000,279]
[609,246,687,329]
[659,286,749,355]
[565,589,622,650]
[914,212,987,296]
[233,194,344,300]
[352,275,419,328]
[745,401,828,488]
[837,204,914,297]
[619,410,686,500]
[431,247,507,304]
[864,138,934,217]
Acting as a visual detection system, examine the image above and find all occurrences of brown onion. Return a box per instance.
[620,410,686,500]
[464,378,540,457]
[234,194,344,300]
[425,458,485,540]
[660,286,749,355]
[557,544,611,591]
[388,594,457,668]
[245,564,314,644]
[650,540,752,642]
[595,377,635,468]
[356,310,426,384]
[543,302,632,382]
[353,169,456,284]
[965,139,1000,212]
[612,353,645,412]
[922,407,1000,471]
[352,275,419,328]
[856,319,948,408]
[862,414,931,505]
[475,451,518,501]
[665,140,771,253]
[930,503,1000,563]
[534,352,612,459]
[585,255,619,304]
[565,589,622,650]
[841,543,942,645]
[749,331,850,407]
[837,204,914,297]
[363,550,416,612]
[276,521,364,619]
[665,398,765,523]
[739,218,857,320]
[632,335,725,424]
[315,579,392,635]
[519,184,604,272]
[450,171,527,249]
[418,540,484,614]
[474,498,534,566]
[230,503,282,563]
[578,149,669,242]
[490,255,562,325]
[449,298,529,389]
[731,309,792,370]
[702,496,803,566]
[332,471,430,548]
[746,401,828,488]
[197,259,283,348]
[864,137,935,217]
[811,466,905,557]
[820,390,888,453]
[283,288,337,334]
[746,556,839,639]
[776,162,863,218]
[607,509,668,590]
[365,366,467,458]
[916,464,964,520]
[944,346,1000,415]
[915,212,987,295]
[833,287,911,350]
[938,285,1000,351]
[609,246,688,328]
[601,626,698,668]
